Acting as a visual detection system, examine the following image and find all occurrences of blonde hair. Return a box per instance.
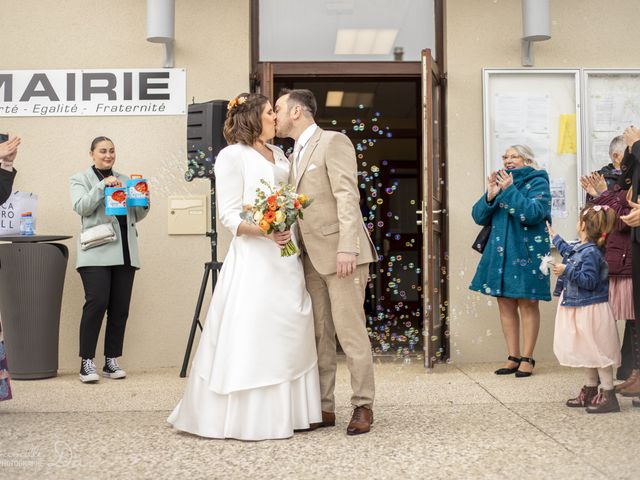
[579,205,618,249]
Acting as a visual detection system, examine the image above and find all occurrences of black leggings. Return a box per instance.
[78,265,136,359]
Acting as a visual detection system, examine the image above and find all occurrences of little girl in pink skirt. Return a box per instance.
[547,205,621,413]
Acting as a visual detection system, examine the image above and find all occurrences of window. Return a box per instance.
[258,0,435,62]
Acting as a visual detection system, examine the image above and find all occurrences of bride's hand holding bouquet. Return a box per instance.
[241,180,313,257]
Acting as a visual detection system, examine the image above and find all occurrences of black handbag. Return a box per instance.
[471,225,491,253]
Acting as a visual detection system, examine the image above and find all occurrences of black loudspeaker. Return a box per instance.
[180,100,229,377]
[185,100,228,181]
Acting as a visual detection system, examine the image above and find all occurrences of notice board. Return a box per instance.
[483,69,581,241]
[583,69,640,175]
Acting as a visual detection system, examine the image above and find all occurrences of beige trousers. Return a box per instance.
[302,255,375,412]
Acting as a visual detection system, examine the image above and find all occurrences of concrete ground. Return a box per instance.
[1,359,639,480]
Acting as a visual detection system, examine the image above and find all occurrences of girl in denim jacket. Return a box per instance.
[547,205,621,413]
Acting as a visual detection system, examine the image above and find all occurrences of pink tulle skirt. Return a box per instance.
[609,276,635,321]
[554,294,621,368]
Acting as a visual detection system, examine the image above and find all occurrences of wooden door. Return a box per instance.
[421,49,448,368]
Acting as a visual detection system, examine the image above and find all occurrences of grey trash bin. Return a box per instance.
[0,237,70,379]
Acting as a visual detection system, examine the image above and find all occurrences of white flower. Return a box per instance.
[275,210,285,223]
[253,211,263,222]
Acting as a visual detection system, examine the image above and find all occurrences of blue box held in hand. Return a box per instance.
[105,187,127,216]
[126,174,149,207]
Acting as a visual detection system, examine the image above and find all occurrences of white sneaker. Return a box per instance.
[102,357,126,379]
[79,358,100,383]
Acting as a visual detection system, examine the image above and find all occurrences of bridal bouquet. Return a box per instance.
[241,180,313,257]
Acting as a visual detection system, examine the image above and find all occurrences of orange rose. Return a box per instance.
[259,219,270,232]
[298,194,308,204]
[267,195,277,205]
[264,210,276,223]
[268,203,277,211]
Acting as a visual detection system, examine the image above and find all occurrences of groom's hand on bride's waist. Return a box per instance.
[337,252,357,278]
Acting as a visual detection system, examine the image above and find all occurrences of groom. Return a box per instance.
[275,89,377,435]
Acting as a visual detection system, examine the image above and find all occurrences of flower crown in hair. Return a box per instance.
[582,204,610,216]
[227,96,247,111]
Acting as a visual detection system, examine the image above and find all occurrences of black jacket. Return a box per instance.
[0,167,16,205]
[617,141,640,243]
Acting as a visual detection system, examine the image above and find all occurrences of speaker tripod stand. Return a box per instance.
[179,176,222,378]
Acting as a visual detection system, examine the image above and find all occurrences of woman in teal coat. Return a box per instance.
[70,136,149,384]
[470,145,551,377]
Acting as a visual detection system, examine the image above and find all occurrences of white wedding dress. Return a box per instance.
[167,144,321,440]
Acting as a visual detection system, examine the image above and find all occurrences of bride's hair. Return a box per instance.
[223,93,269,145]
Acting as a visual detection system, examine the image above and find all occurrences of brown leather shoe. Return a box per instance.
[586,388,620,414]
[566,385,598,407]
[308,411,336,430]
[347,406,373,435]
[619,374,640,397]
[615,369,639,392]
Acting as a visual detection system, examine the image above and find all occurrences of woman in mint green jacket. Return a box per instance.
[69,136,149,384]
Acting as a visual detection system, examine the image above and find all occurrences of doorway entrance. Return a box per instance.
[275,77,422,356]
[257,56,448,367]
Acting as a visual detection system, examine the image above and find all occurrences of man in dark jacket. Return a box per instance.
[0,135,19,402]
[618,126,640,407]
[0,136,20,205]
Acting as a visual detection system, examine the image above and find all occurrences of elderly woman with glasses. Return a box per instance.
[469,145,552,377]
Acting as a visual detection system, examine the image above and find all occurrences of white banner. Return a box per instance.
[0,69,186,117]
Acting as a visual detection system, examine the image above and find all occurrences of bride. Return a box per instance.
[168,93,321,440]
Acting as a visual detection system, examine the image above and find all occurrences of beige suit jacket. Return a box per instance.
[292,127,377,275]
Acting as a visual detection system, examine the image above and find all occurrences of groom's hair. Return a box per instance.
[279,89,317,118]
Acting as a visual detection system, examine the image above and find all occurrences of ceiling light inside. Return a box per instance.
[326,91,374,108]
[341,92,374,108]
[326,91,345,107]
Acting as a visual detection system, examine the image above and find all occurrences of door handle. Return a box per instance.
[432,219,439,225]
[432,209,443,214]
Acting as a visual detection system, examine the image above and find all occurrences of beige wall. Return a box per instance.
[446,0,640,362]
[1,0,249,369]
[5,0,640,370]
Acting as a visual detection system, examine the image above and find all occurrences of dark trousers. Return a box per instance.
[78,265,136,359]
[618,320,640,378]
[628,241,640,373]
[633,241,640,323]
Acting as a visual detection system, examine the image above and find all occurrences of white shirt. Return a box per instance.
[294,123,318,165]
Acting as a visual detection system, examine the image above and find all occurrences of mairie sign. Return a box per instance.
[0,69,186,117]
